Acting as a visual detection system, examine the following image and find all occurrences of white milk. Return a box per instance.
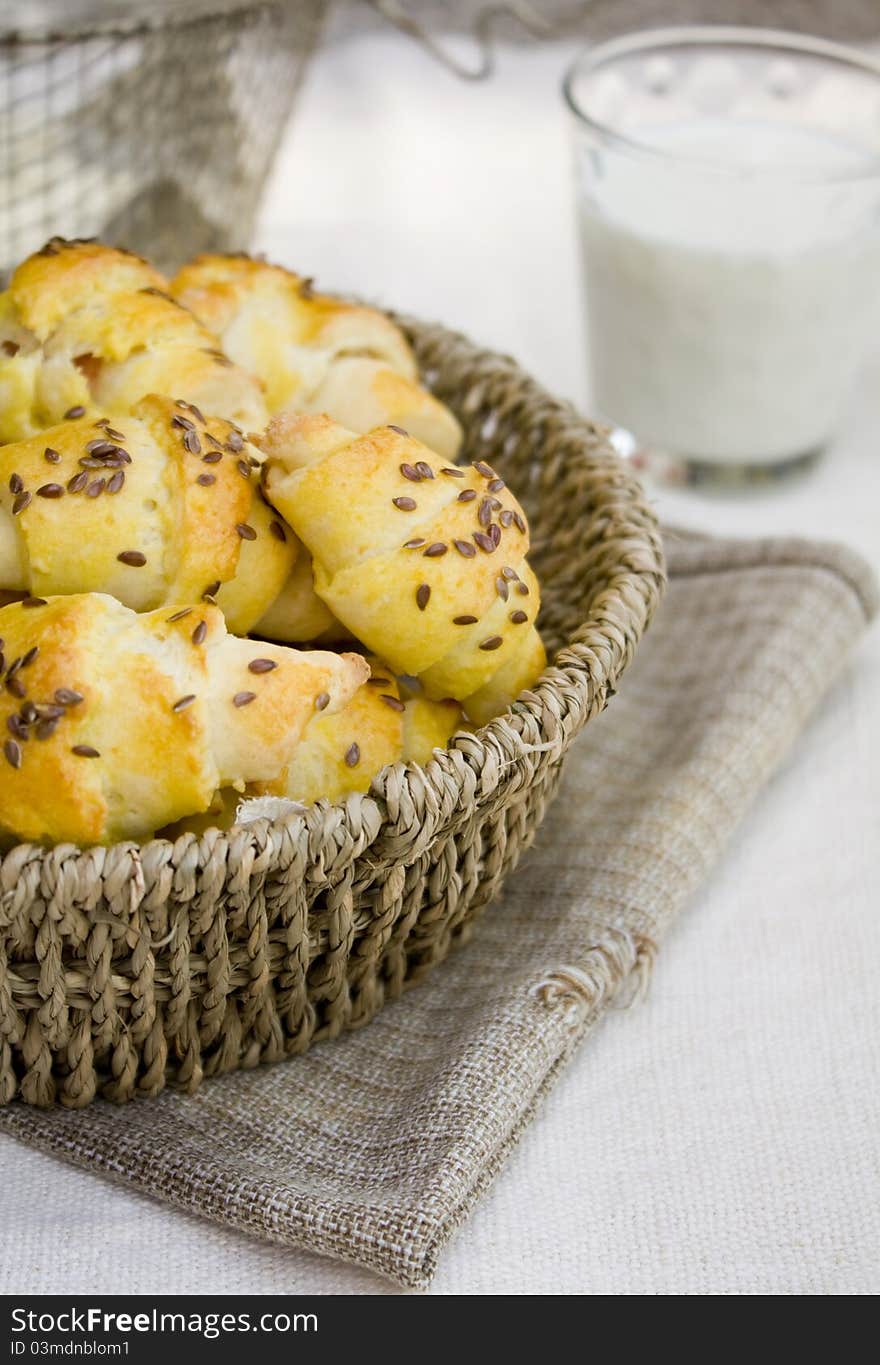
[578,120,880,464]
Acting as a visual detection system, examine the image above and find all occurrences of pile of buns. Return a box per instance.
[0,240,545,846]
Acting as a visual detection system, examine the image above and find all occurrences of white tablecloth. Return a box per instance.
[1,16,877,1296]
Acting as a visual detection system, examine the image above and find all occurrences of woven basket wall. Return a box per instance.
[0,315,665,1108]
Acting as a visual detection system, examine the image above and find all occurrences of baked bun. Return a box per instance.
[260,415,546,714]
[0,592,368,845]
[255,659,464,805]
[0,239,267,443]
[0,394,295,635]
[171,253,462,459]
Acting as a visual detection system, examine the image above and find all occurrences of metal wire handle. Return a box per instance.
[367,1,596,80]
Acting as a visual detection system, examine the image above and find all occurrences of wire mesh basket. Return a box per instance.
[0,0,327,276]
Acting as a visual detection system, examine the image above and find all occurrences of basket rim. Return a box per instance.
[0,312,665,874]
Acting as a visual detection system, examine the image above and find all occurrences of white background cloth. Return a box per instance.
[1,13,877,1296]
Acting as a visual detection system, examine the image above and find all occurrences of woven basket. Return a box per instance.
[0,315,665,1108]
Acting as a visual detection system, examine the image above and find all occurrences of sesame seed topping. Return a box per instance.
[35,717,59,740]
[501,566,518,580]
[44,447,61,464]
[236,523,257,540]
[236,459,251,480]
[21,597,47,608]
[453,615,478,625]
[227,430,244,453]
[269,520,287,543]
[248,658,277,674]
[441,467,465,477]
[473,461,494,479]
[55,688,83,706]
[188,405,205,425]
[496,577,509,601]
[172,414,195,431]
[517,582,530,596]
[415,462,434,480]
[488,524,501,547]
[166,609,192,624]
[192,620,207,646]
[388,424,409,436]
[196,473,216,486]
[12,491,31,515]
[457,488,477,503]
[104,428,126,442]
[71,744,100,758]
[344,742,360,768]
[183,430,202,455]
[202,451,223,464]
[392,496,417,511]
[479,635,504,651]
[106,471,125,494]
[499,510,514,528]
[510,610,528,624]
[400,463,420,482]
[416,583,431,611]
[233,691,256,707]
[4,738,21,768]
[423,542,447,557]
[172,695,196,713]
[367,677,391,687]
[64,405,85,419]
[117,550,146,567]
[85,479,105,498]
[66,472,88,494]
[6,676,25,697]
[488,478,506,493]
[403,538,426,549]
[8,474,23,495]
[36,483,64,499]
[314,691,331,711]
[380,694,405,712]
[513,512,527,534]
[473,531,496,554]
[478,498,493,528]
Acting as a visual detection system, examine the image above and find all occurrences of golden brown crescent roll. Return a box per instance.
[0,239,267,443]
[254,659,464,805]
[259,415,547,713]
[0,394,295,635]
[0,592,368,845]
[171,253,462,459]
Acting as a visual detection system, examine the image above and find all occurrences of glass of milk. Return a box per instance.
[565,27,880,485]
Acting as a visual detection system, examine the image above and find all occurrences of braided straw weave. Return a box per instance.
[0,315,664,1108]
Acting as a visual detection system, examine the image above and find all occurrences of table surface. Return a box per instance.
[1,14,878,1297]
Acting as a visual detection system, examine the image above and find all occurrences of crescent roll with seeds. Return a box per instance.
[0,394,300,636]
[0,593,368,845]
[259,415,547,715]
[252,659,465,806]
[171,253,462,460]
[0,238,267,443]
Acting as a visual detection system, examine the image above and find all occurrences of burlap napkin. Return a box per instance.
[0,532,875,1290]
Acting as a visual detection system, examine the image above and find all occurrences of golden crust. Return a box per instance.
[171,254,461,459]
[262,416,544,701]
[0,593,368,846]
[271,660,404,804]
[258,660,465,804]
[0,240,268,442]
[0,395,295,631]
